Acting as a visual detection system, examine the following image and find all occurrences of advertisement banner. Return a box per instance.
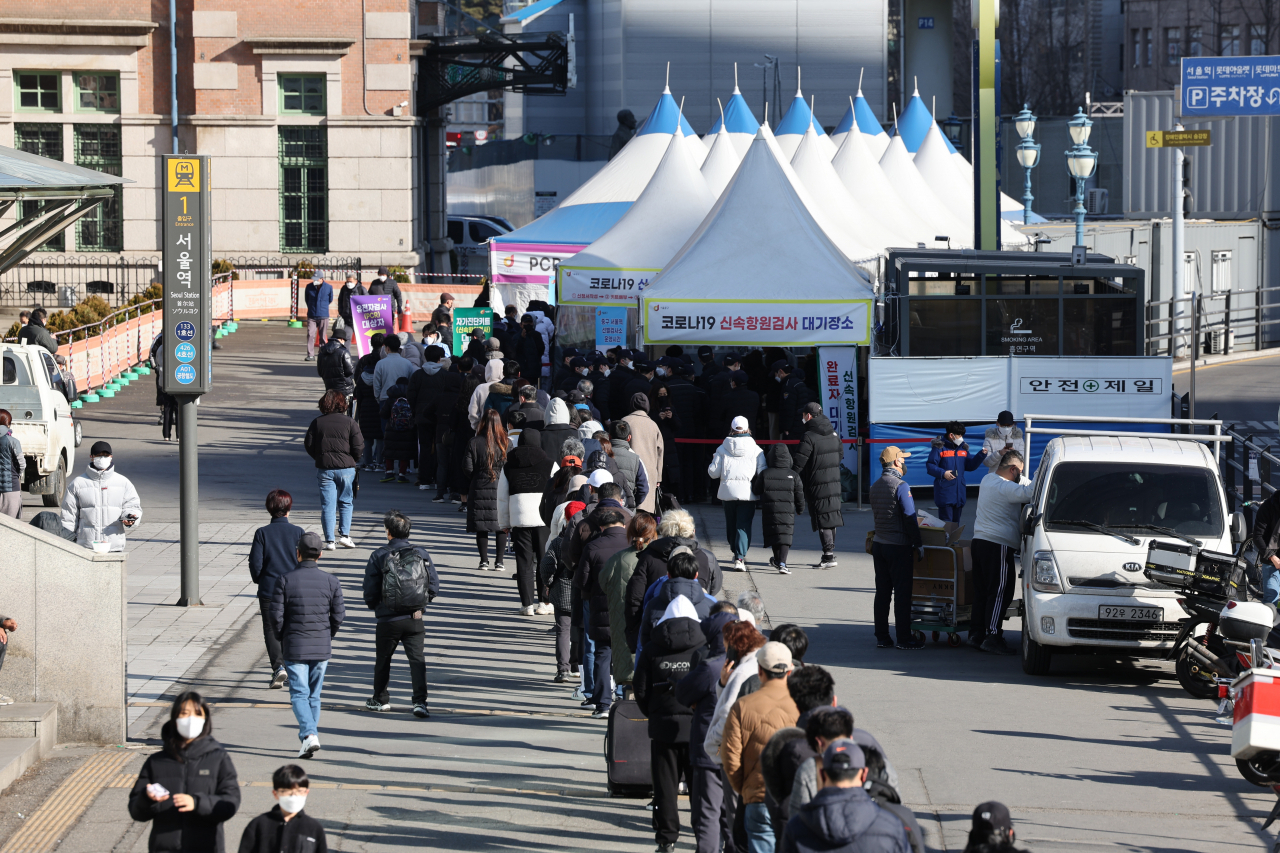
[818,347,860,484]
[642,298,872,346]
[349,295,395,358]
[558,266,658,306]
[596,307,627,352]
[489,243,587,287]
[453,306,494,354]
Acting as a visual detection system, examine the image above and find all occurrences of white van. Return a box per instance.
[1018,416,1244,675]
[0,344,80,507]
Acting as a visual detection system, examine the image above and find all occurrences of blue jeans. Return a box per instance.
[582,601,596,697]
[1263,560,1280,605]
[317,468,355,542]
[743,802,775,853]
[284,659,328,740]
[723,500,756,560]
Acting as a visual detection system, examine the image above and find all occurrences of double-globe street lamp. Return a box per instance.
[1065,107,1098,246]
[1013,105,1040,225]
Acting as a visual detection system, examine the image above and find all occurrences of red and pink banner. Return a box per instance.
[349,295,395,358]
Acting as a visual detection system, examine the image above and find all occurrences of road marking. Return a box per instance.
[125,701,595,719]
[1,750,134,853]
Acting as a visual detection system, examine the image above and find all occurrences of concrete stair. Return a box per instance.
[0,703,56,792]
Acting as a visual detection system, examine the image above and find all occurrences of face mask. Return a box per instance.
[277,794,307,814]
[998,426,1013,438]
[175,715,204,739]
[601,368,611,377]
[92,456,112,471]
[427,335,438,344]
[775,375,784,383]
[656,367,667,377]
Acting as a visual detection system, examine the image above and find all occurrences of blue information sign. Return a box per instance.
[918,16,934,28]
[174,342,196,363]
[175,321,196,341]
[595,307,626,353]
[174,364,196,385]
[1181,55,1280,117]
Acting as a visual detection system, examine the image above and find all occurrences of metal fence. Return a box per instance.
[1145,285,1280,358]
[210,256,363,281]
[1221,426,1279,543]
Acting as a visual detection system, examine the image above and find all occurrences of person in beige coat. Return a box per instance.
[622,392,664,514]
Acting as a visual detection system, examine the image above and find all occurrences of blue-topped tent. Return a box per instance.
[775,89,835,160]
[706,86,760,157]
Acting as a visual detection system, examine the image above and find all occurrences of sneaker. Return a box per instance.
[452,497,463,505]
[778,563,791,575]
[270,669,288,690]
[657,842,677,853]
[591,705,610,718]
[580,698,596,708]
[518,605,536,616]
[303,355,315,362]
[364,698,391,712]
[337,536,356,549]
[397,476,410,484]
[419,484,430,491]
[0,694,14,706]
[323,541,336,551]
[981,636,1017,656]
[457,503,467,513]
[554,672,569,683]
[478,559,490,571]
[494,562,506,573]
[896,638,926,651]
[875,637,894,649]
[379,474,396,483]
[967,633,985,649]
[732,558,746,572]
[432,495,446,503]
[534,603,555,615]
[412,704,430,719]
[570,687,586,701]
[817,555,838,569]
[298,734,320,758]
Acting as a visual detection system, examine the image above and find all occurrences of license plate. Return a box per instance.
[1099,606,1163,621]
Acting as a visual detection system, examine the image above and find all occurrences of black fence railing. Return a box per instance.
[1145,284,1280,357]
[1222,426,1279,537]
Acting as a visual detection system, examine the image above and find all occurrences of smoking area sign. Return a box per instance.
[162,155,212,395]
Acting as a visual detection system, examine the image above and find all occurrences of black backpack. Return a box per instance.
[380,547,428,613]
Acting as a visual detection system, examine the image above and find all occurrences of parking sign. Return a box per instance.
[1181,56,1280,117]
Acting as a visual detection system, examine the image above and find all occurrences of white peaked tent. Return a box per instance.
[641,128,874,348]
[878,133,969,246]
[774,86,836,161]
[852,90,890,159]
[790,128,899,259]
[557,128,716,306]
[830,128,931,246]
[914,123,1029,246]
[705,83,761,157]
[700,125,741,197]
[944,148,1031,219]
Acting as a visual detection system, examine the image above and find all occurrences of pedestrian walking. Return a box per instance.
[792,402,844,569]
[128,692,240,853]
[753,444,805,575]
[362,510,440,718]
[303,390,362,550]
[970,450,1033,655]
[61,441,142,551]
[316,327,356,398]
[269,532,345,758]
[499,428,555,615]
[624,393,665,514]
[1251,488,1280,604]
[575,507,631,716]
[303,275,332,362]
[353,333,385,469]
[464,409,509,571]
[0,410,24,519]
[378,381,416,484]
[925,422,987,523]
[248,490,304,689]
[779,739,910,853]
[236,765,328,853]
[708,416,766,571]
[869,446,923,651]
[335,273,365,331]
[980,411,1024,472]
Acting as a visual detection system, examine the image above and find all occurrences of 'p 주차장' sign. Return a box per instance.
[642,298,872,346]
[1181,56,1280,117]
[162,155,211,395]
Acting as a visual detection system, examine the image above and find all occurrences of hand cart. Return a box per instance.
[910,545,970,647]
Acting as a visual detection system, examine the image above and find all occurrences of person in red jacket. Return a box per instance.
[924,422,987,523]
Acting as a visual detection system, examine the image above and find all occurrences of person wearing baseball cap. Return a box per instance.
[981,410,1024,472]
[869,445,924,650]
[966,801,1024,852]
[707,414,766,572]
[62,440,142,551]
[780,738,910,853]
[794,401,844,568]
[302,273,332,362]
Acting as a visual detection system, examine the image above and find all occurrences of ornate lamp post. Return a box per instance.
[1065,108,1097,246]
[1013,105,1040,226]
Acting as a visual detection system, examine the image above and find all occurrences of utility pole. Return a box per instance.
[1173,121,1185,359]
[972,0,999,249]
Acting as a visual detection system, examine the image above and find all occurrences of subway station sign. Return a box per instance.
[162,155,212,395]
[1181,56,1280,117]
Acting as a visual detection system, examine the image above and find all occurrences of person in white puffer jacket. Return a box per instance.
[707,416,766,571]
[60,441,142,552]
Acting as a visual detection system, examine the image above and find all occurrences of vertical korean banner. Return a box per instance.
[595,307,627,353]
[162,156,211,394]
[818,347,859,485]
[348,295,395,358]
[453,307,493,354]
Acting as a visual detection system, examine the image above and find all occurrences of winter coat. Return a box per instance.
[721,676,800,804]
[428,370,464,442]
[514,331,544,385]
[716,386,761,438]
[248,517,305,603]
[575,526,631,643]
[399,336,424,368]
[366,276,403,313]
[753,444,806,547]
[463,434,505,533]
[707,434,766,501]
[304,281,333,319]
[780,787,910,853]
[467,359,506,429]
[269,561,345,661]
[639,576,714,650]
[507,401,546,433]
[316,339,356,397]
[0,429,24,493]
[378,385,417,462]
[373,352,415,402]
[61,464,142,551]
[623,407,664,513]
[666,375,710,439]
[676,611,737,768]
[482,382,515,419]
[925,435,987,506]
[337,282,366,326]
[704,654,759,766]
[498,432,553,529]
[980,425,1025,471]
[609,438,649,510]
[353,361,382,441]
[235,807,328,853]
[407,361,449,426]
[127,729,240,853]
[538,399,578,461]
[17,321,57,354]
[542,532,575,616]
[600,543,642,684]
[792,413,844,531]
[626,536,721,649]
[362,538,439,620]
[781,371,819,440]
[634,611,708,742]
[304,413,364,470]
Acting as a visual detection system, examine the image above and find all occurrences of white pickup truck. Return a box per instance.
[0,343,81,506]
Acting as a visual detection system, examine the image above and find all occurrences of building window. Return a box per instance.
[15,72,59,112]
[1211,250,1232,294]
[279,127,327,253]
[1189,26,1203,56]
[1166,28,1182,64]
[74,73,119,112]
[1221,24,1241,56]
[1131,29,1141,67]
[14,124,66,252]
[279,74,326,115]
[1251,24,1268,55]
[73,126,123,252]
[1144,28,1153,66]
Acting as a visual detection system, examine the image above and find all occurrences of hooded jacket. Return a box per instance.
[981,424,1025,471]
[467,360,506,429]
[793,413,845,531]
[623,397,664,513]
[269,560,345,661]
[925,435,987,506]
[304,412,364,470]
[708,433,767,502]
[639,576,714,651]
[753,444,807,547]
[575,525,631,642]
[127,727,241,853]
[634,596,708,742]
[316,339,356,396]
[600,543,643,684]
[407,360,449,424]
[539,399,579,461]
[61,463,142,550]
[676,611,737,767]
[498,430,554,529]
[627,536,721,649]
[780,786,910,853]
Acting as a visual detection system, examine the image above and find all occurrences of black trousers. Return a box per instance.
[971,538,1017,640]
[819,527,837,554]
[511,526,549,607]
[554,612,571,674]
[415,423,436,485]
[652,740,690,845]
[371,617,428,706]
[259,600,283,672]
[872,541,914,643]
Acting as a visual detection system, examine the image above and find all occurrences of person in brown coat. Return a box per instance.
[623,392,664,514]
[721,641,799,853]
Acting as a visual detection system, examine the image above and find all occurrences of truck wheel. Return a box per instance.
[1237,752,1280,787]
[1175,647,1222,700]
[1021,616,1053,675]
[73,419,82,448]
[41,458,65,507]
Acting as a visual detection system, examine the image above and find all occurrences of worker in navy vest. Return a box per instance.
[925,422,987,524]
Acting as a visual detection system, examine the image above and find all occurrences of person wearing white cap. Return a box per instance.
[707,416,766,571]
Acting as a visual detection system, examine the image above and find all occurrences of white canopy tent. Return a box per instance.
[878,133,969,246]
[700,124,741,197]
[774,86,837,161]
[790,128,903,260]
[830,128,933,247]
[914,122,1030,247]
[705,82,761,157]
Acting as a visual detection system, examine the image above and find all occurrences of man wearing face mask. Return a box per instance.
[61,441,142,551]
[586,353,612,419]
[981,411,1024,472]
[868,446,922,650]
[420,322,451,358]
[367,266,405,324]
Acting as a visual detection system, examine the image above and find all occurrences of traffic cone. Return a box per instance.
[399,299,413,333]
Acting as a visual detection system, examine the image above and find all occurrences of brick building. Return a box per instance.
[0,1,420,266]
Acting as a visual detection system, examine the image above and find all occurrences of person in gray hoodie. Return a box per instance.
[538,398,578,463]
[467,358,508,430]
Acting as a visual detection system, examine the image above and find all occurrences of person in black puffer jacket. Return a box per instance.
[378,381,416,483]
[753,443,806,574]
[353,333,385,469]
[514,314,545,388]
[540,524,578,680]
[449,359,482,500]
[303,390,364,547]
[316,327,356,398]
[575,510,631,715]
[625,510,722,652]
[500,428,554,613]
[463,409,508,570]
[792,403,845,568]
[128,691,240,853]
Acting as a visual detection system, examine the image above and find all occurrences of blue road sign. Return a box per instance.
[175,321,196,341]
[1182,55,1280,117]
[174,364,196,385]
[918,16,934,28]
[174,342,196,363]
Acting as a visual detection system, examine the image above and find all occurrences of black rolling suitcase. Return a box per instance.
[604,698,652,797]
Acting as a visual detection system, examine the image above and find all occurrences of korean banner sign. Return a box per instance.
[818,347,859,484]
[642,298,871,346]
[559,266,658,306]
[595,307,627,352]
[453,307,494,354]
[349,295,395,358]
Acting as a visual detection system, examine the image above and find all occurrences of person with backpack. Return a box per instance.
[378,381,416,484]
[362,510,440,719]
[316,326,356,401]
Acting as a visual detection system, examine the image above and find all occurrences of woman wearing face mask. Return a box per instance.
[981,411,1025,472]
[128,691,240,852]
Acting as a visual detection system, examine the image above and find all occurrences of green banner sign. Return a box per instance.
[453,306,494,354]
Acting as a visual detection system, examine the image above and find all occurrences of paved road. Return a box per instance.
[2,325,1276,852]
[1175,350,1280,443]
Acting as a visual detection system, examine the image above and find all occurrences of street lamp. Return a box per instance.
[942,113,964,153]
[1013,104,1040,226]
[1065,108,1097,247]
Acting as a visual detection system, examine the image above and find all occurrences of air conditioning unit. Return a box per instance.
[1207,328,1235,355]
[1085,188,1109,215]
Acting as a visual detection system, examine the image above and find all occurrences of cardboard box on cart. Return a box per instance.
[866,522,974,605]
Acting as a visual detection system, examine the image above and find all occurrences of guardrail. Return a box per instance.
[1144,284,1280,357]
[1222,426,1280,534]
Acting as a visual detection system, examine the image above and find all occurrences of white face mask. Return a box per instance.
[277,794,307,814]
[656,367,667,377]
[601,368,611,377]
[92,456,112,471]
[775,374,784,383]
[175,715,204,739]
[998,426,1013,438]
